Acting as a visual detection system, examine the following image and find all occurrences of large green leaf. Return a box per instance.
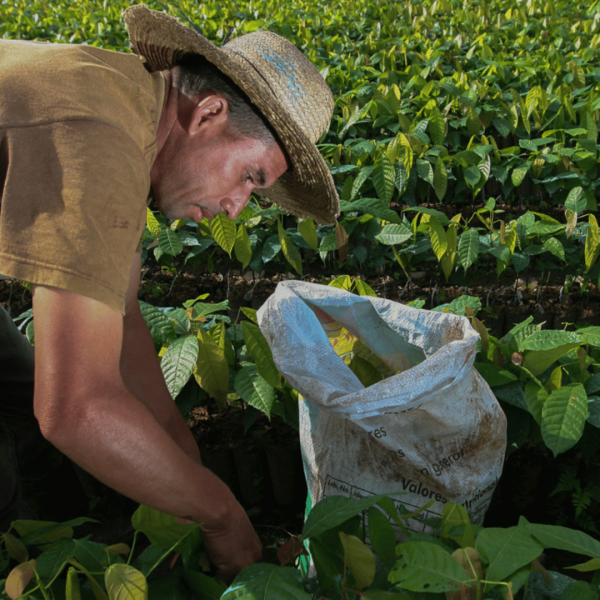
[543,237,566,262]
[208,213,236,256]
[161,335,199,399]
[298,218,319,250]
[234,224,252,270]
[146,209,162,238]
[429,216,447,261]
[302,495,388,540]
[105,564,148,600]
[158,229,183,257]
[241,321,282,389]
[234,365,275,416]
[520,330,582,351]
[389,542,469,592]
[475,526,543,585]
[541,384,588,456]
[339,533,376,590]
[367,507,397,563]
[183,570,227,600]
[522,521,600,559]
[278,218,303,275]
[433,156,448,201]
[194,329,229,405]
[523,343,581,376]
[374,223,412,246]
[221,564,311,600]
[138,302,177,346]
[458,228,480,272]
[373,154,396,204]
[565,186,587,213]
[131,506,195,549]
[428,107,446,145]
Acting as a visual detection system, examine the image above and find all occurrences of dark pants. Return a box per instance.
[0,305,64,530]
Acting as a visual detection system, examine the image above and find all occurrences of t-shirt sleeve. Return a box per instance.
[0,120,151,314]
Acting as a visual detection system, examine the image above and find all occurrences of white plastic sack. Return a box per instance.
[257,281,506,532]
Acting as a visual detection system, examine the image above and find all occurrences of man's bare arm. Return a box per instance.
[120,252,200,463]
[31,284,261,582]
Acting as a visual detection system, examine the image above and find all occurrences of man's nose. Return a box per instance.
[220,190,251,219]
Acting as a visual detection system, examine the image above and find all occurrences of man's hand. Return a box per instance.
[31,283,261,581]
[201,500,263,584]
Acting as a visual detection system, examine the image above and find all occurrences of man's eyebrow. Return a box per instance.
[255,168,266,186]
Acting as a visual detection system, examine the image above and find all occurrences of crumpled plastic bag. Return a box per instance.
[257,281,506,531]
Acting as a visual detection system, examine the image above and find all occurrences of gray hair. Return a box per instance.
[175,54,278,147]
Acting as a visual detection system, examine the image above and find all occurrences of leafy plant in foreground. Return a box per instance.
[3,495,600,599]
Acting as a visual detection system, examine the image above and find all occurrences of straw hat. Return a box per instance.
[123,4,340,224]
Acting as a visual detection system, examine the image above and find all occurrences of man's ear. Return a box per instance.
[188,95,229,136]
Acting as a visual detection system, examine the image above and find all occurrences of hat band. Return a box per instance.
[225,49,281,101]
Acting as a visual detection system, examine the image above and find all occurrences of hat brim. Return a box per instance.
[124,5,339,224]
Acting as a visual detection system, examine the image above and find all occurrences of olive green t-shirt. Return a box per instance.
[0,40,165,314]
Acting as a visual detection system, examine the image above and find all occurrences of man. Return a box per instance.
[0,5,339,582]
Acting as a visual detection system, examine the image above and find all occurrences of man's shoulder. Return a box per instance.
[0,39,164,150]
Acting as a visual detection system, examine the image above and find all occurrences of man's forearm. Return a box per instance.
[120,306,201,463]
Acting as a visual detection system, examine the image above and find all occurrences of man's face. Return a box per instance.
[151,120,288,223]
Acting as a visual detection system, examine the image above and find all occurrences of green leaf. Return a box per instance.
[105,564,148,600]
[194,329,229,405]
[131,506,194,549]
[374,223,412,246]
[433,157,448,201]
[578,327,600,348]
[183,570,227,600]
[523,521,600,559]
[565,186,587,213]
[520,329,581,351]
[222,564,311,600]
[348,355,383,387]
[32,538,74,584]
[429,216,447,261]
[475,363,518,387]
[428,107,445,145]
[368,507,397,563]
[278,219,303,275]
[416,159,434,185]
[139,302,177,346]
[511,165,529,187]
[146,209,162,238]
[158,228,183,257]
[234,365,275,417]
[464,165,482,188]
[3,533,28,563]
[209,213,236,256]
[234,225,252,270]
[298,218,318,251]
[351,166,374,200]
[373,154,396,204]
[354,279,377,297]
[161,335,199,400]
[475,526,543,585]
[241,321,282,389]
[543,237,566,262]
[585,216,600,273]
[458,228,480,272]
[339,533,376,590]
[523,344,582,376]
[389,542,469,592]
[541,384,588,456]
[440,503,475,548]
[302,495,388,540]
